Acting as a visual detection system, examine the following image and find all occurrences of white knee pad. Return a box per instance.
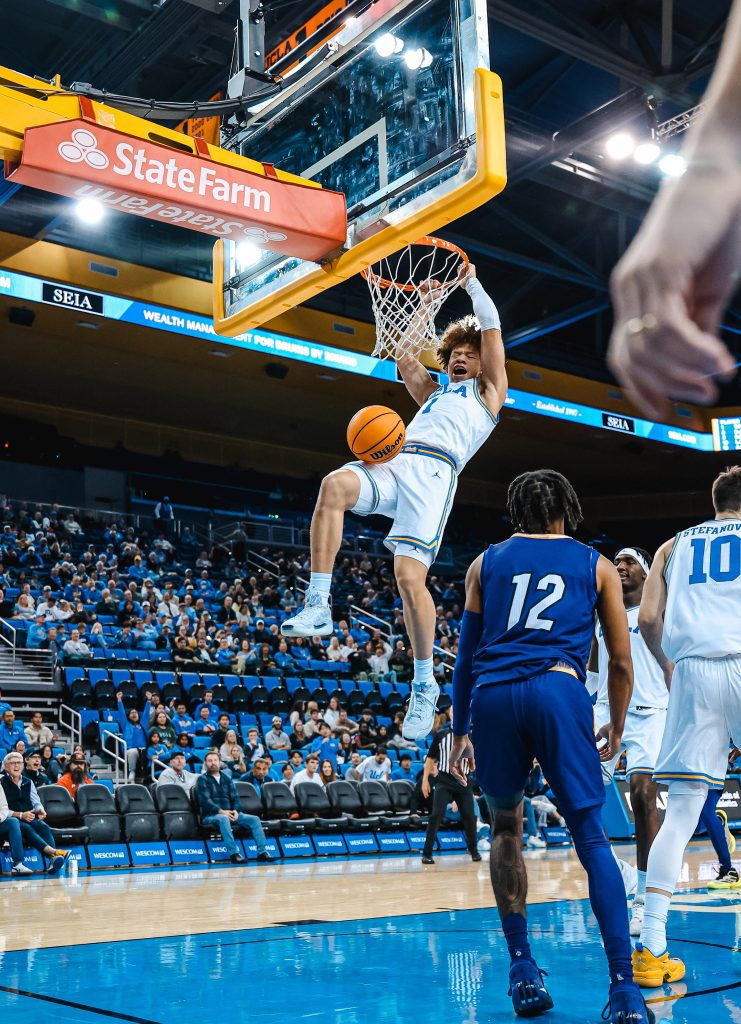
[646,779,708,894]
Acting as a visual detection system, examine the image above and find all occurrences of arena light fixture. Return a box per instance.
[658,153,686,177]
[404,47,433,70]
[633,141,660,165]
[604,132,635,160]
[236,240,263,269]
[374,32,404,58]
[75,197,105,225]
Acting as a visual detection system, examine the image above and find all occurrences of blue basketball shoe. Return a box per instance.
[508,959,554,1017]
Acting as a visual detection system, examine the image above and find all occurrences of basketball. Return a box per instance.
[347,405,405,463]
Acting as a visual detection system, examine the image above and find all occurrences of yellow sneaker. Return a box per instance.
[708,866,741,889]
[717,808,736,855]
[54,849,71,860]
[631,945,686,988]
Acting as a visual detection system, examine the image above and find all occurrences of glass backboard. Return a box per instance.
[213,0,505,335]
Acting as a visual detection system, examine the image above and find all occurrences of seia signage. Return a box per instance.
[7,120,347,263]
[42,282,104,315]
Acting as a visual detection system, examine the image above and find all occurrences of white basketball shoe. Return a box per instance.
[402,678,440,740]
[281,588,333,637]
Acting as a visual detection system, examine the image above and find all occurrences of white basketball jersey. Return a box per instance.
[405,377,497,471]
[663,518,741,660]
[595,605,668,712]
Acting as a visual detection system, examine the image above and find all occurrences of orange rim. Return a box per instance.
[361,235,469,292]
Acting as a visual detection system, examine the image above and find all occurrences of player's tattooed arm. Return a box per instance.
[490,805,528,918]
[638,540,675,689]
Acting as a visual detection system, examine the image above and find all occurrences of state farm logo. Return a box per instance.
[58,128,109,170]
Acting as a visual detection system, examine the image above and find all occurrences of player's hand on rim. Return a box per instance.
[450,734,475,785]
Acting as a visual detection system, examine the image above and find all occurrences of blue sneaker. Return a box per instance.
[508,959,554,1017]
[602,981,655,1024]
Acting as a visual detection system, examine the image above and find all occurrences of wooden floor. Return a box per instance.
[0,842,725,953]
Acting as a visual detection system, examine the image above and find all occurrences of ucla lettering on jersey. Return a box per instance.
[663,518,741,660]
[406,376,497,471]
[595,606,667,712]
[472,536,599,687]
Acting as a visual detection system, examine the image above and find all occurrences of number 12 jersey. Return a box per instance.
[472,536,600,687]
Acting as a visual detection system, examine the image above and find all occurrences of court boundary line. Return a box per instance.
[0,985,162,1024]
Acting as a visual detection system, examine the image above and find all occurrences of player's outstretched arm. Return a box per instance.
[607,0,741,416]
[638,540,674,689]
[396,352,438,406]
[450,554,484,785]
[595,555,633,759]
[463,265,508,417]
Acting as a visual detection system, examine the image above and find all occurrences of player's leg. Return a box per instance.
[703,788,738,888]
[529,671,653,1023]
[282,469,363,637]
[471,682,554,1017]
[394,554,439,739]
[595,704,637,897]
[421,779,449,863]
[453,778,481,860]
[627,771,660,936]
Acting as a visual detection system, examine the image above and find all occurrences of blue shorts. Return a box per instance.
[471,670,605,814]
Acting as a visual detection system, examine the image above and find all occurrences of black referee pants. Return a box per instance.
[422,773,478,857]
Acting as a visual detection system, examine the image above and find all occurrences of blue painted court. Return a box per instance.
[2,875,740,1024]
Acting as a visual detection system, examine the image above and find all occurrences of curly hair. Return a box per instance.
[507,469,583,534]
[435,315,481,371]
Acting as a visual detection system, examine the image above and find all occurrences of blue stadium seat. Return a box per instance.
[150,651,170,663]
[378,683,394,700]
[201,673,221,689]
[88,669,110,688]
[96,779,115,794]
[386,749,398,761]
[110,669,131,686]
[133,670,153,687]
[308,659,327,673]
[155,671,176,687]
[80,709,101,732]
[181,673,201,693]
[357,681,374,697]
[284,677,302,694]
[193,735,213,749]
[220,675,241,692]
[241,675,260,690]
[64,667,86,686]
[238,713,258,733]
[271,749,289,762]
[268,765,285,780]
[263,677,284,693]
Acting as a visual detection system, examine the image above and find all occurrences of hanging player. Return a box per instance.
[448,469,653,1024]
[282,267,507,740]
[632,465,741,987]
[588,547,668,936]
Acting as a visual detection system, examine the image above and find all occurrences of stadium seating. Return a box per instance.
[76,784,122,843]
[36,785,89,846]
[262,781,315,834]
[326,781,379,831]
[294,782,349,831]
[358,781,413,830]
[115,785,161,842]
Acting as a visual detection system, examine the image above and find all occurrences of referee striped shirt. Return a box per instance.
[428,727,468,778]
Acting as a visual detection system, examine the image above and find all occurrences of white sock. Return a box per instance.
[413,656,434,685]
[309,572,332,602]
[640,891,671,955]
[636,870,647,900]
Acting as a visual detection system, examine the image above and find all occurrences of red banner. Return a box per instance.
[6,120,346,262]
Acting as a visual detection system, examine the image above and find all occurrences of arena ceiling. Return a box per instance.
[0,0,739,397]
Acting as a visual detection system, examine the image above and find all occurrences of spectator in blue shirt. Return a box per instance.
[147,732,171,770]
[310,722,340,768]
[25,616,47,649]
[275,639,297,671]
[0,690,12,715]
[193,691,221,722]
[172,703,196,738]
[115,695,151,781]
[0,710,25,754]
[391,752,417,782]
[243,756,270,794]
[87,622,109,651]
[195,751,272,863]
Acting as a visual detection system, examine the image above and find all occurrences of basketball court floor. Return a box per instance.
[0,842,738,1024]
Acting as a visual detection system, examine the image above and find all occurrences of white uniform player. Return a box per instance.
[633,466,741,986]
[344,377,497,566]
[653,517,741,788]
[593,605,668,783]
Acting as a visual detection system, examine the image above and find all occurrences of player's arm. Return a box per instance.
[638,539,674,689]
[449,554,484,785]
[396,353,438,406]
[585,635,599,697]
[463,266,507,418]
[595,555,633,759]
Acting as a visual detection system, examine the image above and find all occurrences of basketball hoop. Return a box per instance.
[362,236,469,360]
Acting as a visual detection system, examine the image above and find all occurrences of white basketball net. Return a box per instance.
[362,237,468,360]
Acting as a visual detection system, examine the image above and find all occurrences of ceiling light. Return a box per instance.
[633,141,660,165]
[658,153,686,177]
[374,32,404,58]
[75,198,105,225]
[604,132,635,160]
[404,47,432,70]
[236,240,263,269]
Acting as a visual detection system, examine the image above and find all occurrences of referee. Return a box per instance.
[421,712,481,864]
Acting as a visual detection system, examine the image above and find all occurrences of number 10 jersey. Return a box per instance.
[663,518,741,662]
[472,535,599,688]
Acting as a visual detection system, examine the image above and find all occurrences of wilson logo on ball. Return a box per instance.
[347,406,405,464]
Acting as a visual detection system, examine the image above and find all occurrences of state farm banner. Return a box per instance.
[6,120,346,262]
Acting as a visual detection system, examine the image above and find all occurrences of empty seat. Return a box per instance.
[153,784,192,813]
[234,781,280,836]
[155,785,198,841]
[294,782,349,831]
[388,779,427,828]
[76,783,120,844]
[262,781,315,834]
[325,781,378,831]
[115,784,160,842]
[358,780,411,829]
[36,785,89,846]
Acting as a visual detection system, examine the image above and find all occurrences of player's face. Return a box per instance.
[448,344,481,383]
[614,555,645,592]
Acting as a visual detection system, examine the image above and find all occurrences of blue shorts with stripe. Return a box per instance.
[471,670,606,813]
[343,443,458,568]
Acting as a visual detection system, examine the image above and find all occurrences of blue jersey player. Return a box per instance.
[448,470,653,1024]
